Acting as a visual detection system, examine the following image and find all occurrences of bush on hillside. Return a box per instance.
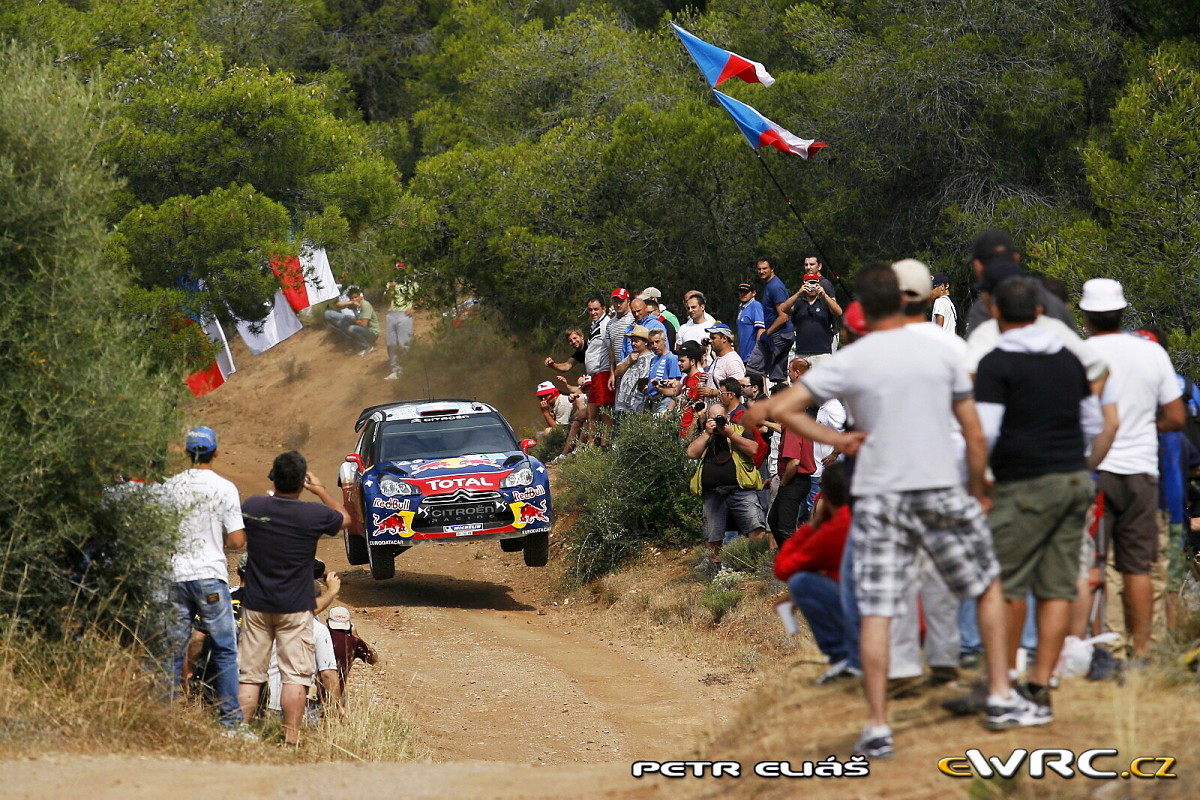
[0,46,179,642]
[557,412,701,584]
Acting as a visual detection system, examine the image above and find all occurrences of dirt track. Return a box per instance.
[0,317,744,799]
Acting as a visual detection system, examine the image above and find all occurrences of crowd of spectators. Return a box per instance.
[537,231,1200,761]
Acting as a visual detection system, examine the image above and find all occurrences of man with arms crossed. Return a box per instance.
[748,264,1035,759]
[238,451,351,745]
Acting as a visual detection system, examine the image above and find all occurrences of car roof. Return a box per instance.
[355,399,498,432]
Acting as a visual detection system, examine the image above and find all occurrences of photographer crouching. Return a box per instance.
[687,403,768,576]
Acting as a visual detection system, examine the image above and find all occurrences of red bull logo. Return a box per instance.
[511,501,550,529]
[410,456,498,474]
[373,511,416,538]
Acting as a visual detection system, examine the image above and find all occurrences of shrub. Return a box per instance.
[528,425,566,463]
[718,535,773,575]
[0,46,179,641]
[557,412,702,583]
[698,588,744,624]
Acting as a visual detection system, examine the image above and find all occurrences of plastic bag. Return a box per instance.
[1055,633,1120,679]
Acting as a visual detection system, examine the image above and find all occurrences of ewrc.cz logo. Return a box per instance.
[938,749,1177,780]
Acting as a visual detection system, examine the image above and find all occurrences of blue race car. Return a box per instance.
[338,399,553,579]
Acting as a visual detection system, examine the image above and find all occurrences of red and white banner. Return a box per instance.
[235,289,304,355]
[185,318,237,398]
[272,247,340,313]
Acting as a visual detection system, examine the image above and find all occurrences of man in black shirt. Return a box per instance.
[237,451,350,745]
[964,229,1076,335]
[974,277,1117,728]
[780,269,843,366]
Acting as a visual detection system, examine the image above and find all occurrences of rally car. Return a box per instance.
[338,399,553,579]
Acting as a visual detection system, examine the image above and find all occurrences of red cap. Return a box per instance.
[842,301,868,337]
[803,272,821,283]
[611,288,630,300]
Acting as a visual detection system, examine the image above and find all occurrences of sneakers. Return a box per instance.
[357,345,375,357]
[941,679,988,716]
[222,725,259,741]
[887,675,924,699]
[1018,682,1053,725]
[853,726,895,759]
[816,659,863,685]
[929,665,959,687]
[985,690,1048,731]
[384,369,401,381]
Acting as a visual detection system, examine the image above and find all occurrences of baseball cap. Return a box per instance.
[736,282,754,293]
[612,288,630,300]
[1078,278,1127,313]
[932,272,950,287]
[629,324,651,342]
[637,286,662,300]
[674,340,703,361]
[535,381,557,397]
[842,301,868,337]
[970,229,1017,265]
[327,606,351,631]
[705,323,734,340]
[892,258,932,300]
[185,425,218,455]
[802,271,821,284]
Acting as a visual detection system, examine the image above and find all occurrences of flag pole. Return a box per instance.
[750,149,851,299]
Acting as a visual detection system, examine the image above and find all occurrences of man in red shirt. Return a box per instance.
[774,463,859,683]
[658,340,706,437]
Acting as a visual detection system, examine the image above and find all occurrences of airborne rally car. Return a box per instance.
[339,400,553,579]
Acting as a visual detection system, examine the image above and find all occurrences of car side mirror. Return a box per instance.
[345,453,362,470]
[520,439,536,454]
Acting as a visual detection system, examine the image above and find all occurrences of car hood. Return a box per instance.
[372,452,525,479]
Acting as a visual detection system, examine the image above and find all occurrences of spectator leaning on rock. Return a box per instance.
[237,451,351,746]
[325,286,379,356]
[326,606,379,709]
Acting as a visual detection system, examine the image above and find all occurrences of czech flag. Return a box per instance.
[185,318,237,398]
[713,91,826,159]
[671,23,775,88]
[271,246,340,313]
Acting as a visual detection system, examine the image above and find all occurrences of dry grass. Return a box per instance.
[0,626,425,763]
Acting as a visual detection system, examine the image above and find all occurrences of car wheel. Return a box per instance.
[522,531,550,567]
[368,543,396,581]
[344,531,369,565]
[500,538,524,553]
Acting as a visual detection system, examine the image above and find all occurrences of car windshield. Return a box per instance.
[376,413,518,462]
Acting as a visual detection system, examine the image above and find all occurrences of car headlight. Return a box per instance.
[379,476,417,497]
[501,466,534,488]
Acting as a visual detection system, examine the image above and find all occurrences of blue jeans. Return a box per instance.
[169,579,242,727]
[788,572,849,664]
[959,593,1038,655]
[838,539,862,671]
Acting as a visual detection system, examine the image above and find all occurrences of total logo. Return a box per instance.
[372,510,416,539]
[511,500,550,528]
[410,471,511,496]
[409,456,498,474]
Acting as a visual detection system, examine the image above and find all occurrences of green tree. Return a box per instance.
[0,45,179,639]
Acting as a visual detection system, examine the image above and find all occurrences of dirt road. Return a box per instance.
[0,317,746,799]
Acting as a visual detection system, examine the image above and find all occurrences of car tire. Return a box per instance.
[522,531,550,567]
[344,531,369,566]
[500,538,524,553]
[368,543,396,581]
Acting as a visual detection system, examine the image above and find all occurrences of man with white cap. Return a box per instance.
[699,323,747,397]
[161,425,246,732]
[1081,277,1185,660]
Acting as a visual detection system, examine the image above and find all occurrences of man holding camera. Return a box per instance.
[237,451,351,746]
[657,340,707,436]
[700,324,746,398]
[688,403,768,572]
[780,269,843,367]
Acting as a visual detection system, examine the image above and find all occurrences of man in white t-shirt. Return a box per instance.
[931,272,958,335]
[677,292,718,345]
[1080,278,1185,659]
[746,263,1038,759]
[161,425,246,730]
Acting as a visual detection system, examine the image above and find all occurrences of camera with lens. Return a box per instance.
[714,415,728,429]
[691,400,707,413]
